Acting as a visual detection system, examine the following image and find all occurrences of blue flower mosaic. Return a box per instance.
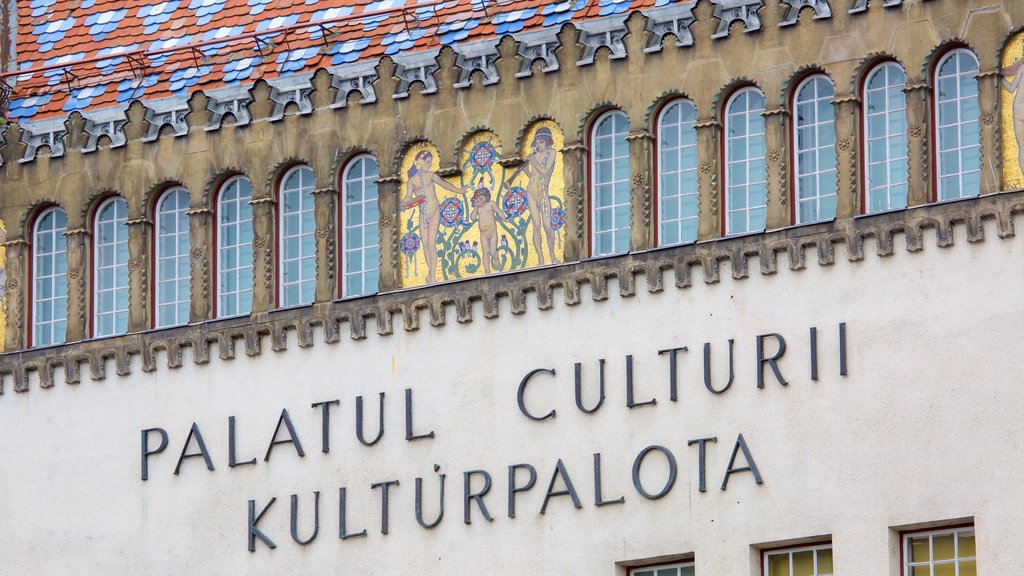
[187,0,227,26]
[137,1,180,34]
[169,66,213,94]
[276,47,321,73]
[28,0,56,18]
[493,8,537,35]
[95,44,139,73]
[222,57,263,83]
[328,38,370,66]
[85,9,128,41]
[382,28,425,56]
[541,0,588,27]
[62,84,108,112]
[7,95,53,120]
[437,18,479,45]
[116,75,160,103]
[32,16,76,53]
[597,0,632,17]
[43,53,87,85]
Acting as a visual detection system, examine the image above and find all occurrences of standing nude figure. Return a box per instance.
[506,127,560,265]
[469,186,509,275]
[402,150,468,284]
[1002,53,1024,174]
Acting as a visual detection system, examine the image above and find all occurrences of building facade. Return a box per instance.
[0,0,1022,574]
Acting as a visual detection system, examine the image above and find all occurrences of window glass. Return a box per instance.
[279,166,316,307]
[343,155,380,298]
[658,99,699,246]
[218,176,254,317]
[765,544,834,576]
[631,562,694,576]
[591,110,631,256]
[794,75,837,223]
[905,528,976,576]
[864,62,909,213]
[155,188,191,327]
[935,49,981,201]
[32,208,68,346]
[93,197,129,337]
[725,88,768,234]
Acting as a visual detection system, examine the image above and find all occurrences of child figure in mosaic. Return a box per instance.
[402,150,470,284]
[1002,52,1024,174]
[507,127,560,265]
[470,186,508,274]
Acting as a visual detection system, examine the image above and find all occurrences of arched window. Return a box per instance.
[93,197,129,338]
[154,187,191,328]
[590,110,631,257]
[657,99,699,246]
[278,166,316,307]
[32,207,68,346]
[793,75,837,224]
[935,48,981,201]
[724,87,767,235]
[863,62,909,213]
[341,155,380,298]
[217,176,254,318]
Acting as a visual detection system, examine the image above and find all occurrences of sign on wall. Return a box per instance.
[398,121,567,287]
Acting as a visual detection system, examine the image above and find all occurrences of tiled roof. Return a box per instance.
[4,0,672,121]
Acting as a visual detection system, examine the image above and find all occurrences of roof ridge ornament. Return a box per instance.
[709,0,765,39]
[778,0,832,27]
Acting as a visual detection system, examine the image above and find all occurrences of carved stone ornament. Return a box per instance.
[575,17,629,66]
[837,138,852,152]
[642,3,697,53]
[699,161,714,174]
[316,224,330,239]
[392,50,440,99]
[68,267,80,280]
[632,173,646,186]
[190,247,204,262]
[380,215,394,229]
[513,28,560,78]
[6,277,18,290]
[18,116,67,162]
[778,0,832,27]
[909,125,923,139]
[142,96,191,142]
[329,60,379,108]
[565,183,580,198]
[767,150,783,164]
[267,74,315,120]
[128,256,145,271]
[982,113,996,126]
[254,235,269,249]
[453,39,501,88]
[849,0,902,14]
[204,84,254,131]
[81,106,129,152]
[709,0,765,39]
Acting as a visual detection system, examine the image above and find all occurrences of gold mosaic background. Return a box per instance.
[1001,31,1024,190]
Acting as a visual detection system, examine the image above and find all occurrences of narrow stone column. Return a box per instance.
[904,81,933,207]
[250,197,276,314]
[64,228,90,342]
[376,176,401,293]
[3,240,29,350]
[313,187,338,302]
[976,70,1002,195]
[833,95,862,218]
[561,141,587,261]
[694,119,722,240]
[187,208,213,323]
[126,218,151,332]
[763,108,791,229]
[627,130,654,251]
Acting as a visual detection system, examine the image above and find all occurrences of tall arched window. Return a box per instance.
[935,48,981,201]
[657,99,699,246]
[863,61,909,213]
[724,87,767,235]
[154,187,191,328]
[93,197,129,338]
[278,166,316,307]
[32,207,68,346]
[341,155,380,298]
[591,110,631,257]
[217,176,254,318]
[793,75,837,224]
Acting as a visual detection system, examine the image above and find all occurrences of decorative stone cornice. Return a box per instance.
[142,97,191,142]
[19,116,67,162]
[761,107,790,118]
[709,0,764,40]
[779,0,831,27]
[642,2,697,53]
[3,192,1021,393]
[849,0,902,14]
[267,74,315,120]
[329,60,379,108]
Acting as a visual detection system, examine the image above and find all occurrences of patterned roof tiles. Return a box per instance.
[6,0,677,122]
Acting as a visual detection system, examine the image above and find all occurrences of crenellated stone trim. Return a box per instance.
[18,116,67,162]
[849,0,903,14]
[452,39,501,88]
[266,74,315,120]
[81,106,129,152]
[3,192,1020,393]
[329,60,379,108]
[575,18,629,66]
[392,50,440,99]
[779,0,832,27]
[513,28,560,78]
[204,85,254,130]
[709,0,764,40]
[142,97,191,142]
[642,3,696,53]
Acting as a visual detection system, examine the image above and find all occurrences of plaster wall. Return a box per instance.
[0,221,1021,575]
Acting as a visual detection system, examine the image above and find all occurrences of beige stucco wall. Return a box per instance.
[0,217,1020,574]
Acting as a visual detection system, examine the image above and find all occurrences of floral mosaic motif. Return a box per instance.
[1002,31,1024,191]
[399,123,567,286]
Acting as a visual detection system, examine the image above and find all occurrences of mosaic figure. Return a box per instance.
[504,127,560,265]
[1003,48,1024,175]
[401,149,471,284]
[470,186,509,275]
[1001,32,1024,190]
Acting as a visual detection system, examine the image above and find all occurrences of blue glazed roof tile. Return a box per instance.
[169,65,214,93]
[86,9,129,41]
[328,37,370,65]
[137,1,181,34]
[8,94,54,119]
[381,28,425,56]
[493,8,537,35]
[437,18,478,45]
[31,16,76,53]
[42,52,87,85]
[63,84,109,112]
[116,74,161,103]
[29,0,56,18]
[275,46,322,73]
[222,56,263,83]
